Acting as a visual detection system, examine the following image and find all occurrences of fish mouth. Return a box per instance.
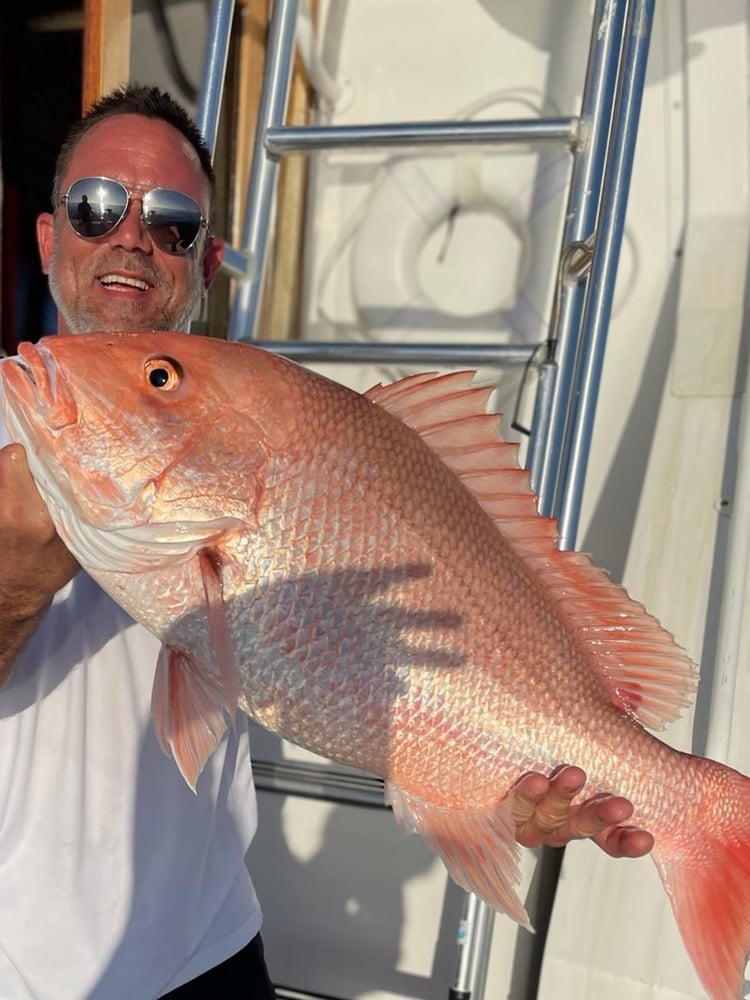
[9,353,39,392]
[3,341,78,432]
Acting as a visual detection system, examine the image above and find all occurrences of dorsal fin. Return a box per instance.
[365,371,698,731]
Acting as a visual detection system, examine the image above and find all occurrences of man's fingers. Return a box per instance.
[0,443,80,618]
[511,765,588,847]
[532,768,587,832]
[510,771,551,825]
[0,444,54,534]
[513,765,586,831]
[594,825,655,859]
[510,767,654,857]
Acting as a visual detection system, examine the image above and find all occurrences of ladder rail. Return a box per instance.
[195,0,235,155]
[195,0,252,281]
[513,5,656,998]
[529,0,629,516]
[227,0,301,342]
[556,0,655,548]
[452,3,651,991]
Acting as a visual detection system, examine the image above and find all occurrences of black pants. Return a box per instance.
[162,933,277,998]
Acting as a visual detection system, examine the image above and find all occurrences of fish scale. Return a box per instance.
[3,330,750,999]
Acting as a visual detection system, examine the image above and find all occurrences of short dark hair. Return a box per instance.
[51,83,215,209]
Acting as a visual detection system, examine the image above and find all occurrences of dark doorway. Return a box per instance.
[0,4,82,354]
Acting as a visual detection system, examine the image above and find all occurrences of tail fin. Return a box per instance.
[652,763,750,1000]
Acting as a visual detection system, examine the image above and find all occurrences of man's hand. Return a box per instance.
[511,764,654,859]
[0,443,79,681]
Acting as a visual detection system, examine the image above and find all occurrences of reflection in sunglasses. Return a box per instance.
[61,176,208,255]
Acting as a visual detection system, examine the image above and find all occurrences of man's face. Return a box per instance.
[36,114,224,334]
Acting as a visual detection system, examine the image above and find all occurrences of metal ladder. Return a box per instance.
[194,1,655,996]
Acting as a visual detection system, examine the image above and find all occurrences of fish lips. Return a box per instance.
[2,340,78,434]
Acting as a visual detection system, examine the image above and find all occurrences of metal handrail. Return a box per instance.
[264,117,580,154]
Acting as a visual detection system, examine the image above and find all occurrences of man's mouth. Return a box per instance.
[99,273,151,291]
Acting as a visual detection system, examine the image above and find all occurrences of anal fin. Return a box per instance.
[386,782,531,930]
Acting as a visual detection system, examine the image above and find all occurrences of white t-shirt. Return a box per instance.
[0,406,262,1000]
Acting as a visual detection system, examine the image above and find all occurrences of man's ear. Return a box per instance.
[36,213,55,274]
[202,235,225,290]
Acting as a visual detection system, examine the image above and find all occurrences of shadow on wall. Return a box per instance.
[246,725,470,999]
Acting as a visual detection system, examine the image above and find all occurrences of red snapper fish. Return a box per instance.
[2,331,750,999]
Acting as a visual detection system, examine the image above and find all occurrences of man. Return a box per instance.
[0,84,650,999]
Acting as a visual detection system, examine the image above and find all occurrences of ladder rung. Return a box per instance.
[276,987,349,1000]
[265,116,580,155]
[258,341,536,367]
[253,759,387,808]
[222,245,253,279]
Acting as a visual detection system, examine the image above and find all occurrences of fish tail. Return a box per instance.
[652,763,750,1000]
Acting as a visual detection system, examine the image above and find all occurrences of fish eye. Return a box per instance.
[145,357,182,391]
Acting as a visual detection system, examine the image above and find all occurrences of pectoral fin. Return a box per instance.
[198,548,241,724]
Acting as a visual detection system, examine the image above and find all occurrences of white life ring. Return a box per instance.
[351,153,541,341]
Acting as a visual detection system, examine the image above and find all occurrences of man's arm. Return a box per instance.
[0,443,79,685]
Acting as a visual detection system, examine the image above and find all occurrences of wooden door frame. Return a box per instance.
[82,0,132,110]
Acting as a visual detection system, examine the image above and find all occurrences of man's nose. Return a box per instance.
[107,197,152,253]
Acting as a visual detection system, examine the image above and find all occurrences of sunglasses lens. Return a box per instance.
[64,179,205,254]
[143,188,204,254]
[65,177,128,239]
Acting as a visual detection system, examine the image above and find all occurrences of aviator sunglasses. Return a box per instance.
[60,176,209,254]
